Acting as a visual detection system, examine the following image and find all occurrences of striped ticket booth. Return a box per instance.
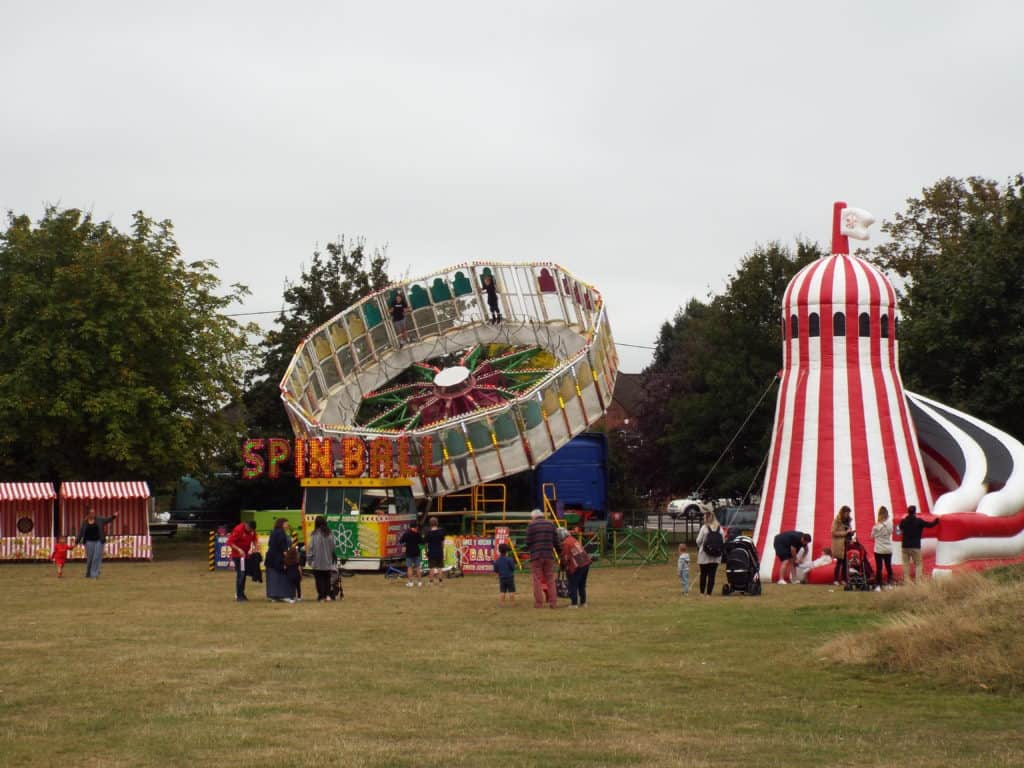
[0,482,57,561]
[61,481,153,560]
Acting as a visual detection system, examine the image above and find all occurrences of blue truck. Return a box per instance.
[533,432,609,517]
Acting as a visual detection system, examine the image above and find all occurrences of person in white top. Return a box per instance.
[869,506,894,591]
[794,546,834,583]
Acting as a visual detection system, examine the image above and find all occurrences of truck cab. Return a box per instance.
[301,477,416,571]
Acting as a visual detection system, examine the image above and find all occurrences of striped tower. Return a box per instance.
[753,202,933,580]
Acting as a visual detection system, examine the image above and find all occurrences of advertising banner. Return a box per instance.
[457,536,496,574]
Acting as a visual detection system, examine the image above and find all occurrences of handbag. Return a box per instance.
[556,569,570,598]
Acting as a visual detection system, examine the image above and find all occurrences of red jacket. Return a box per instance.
[51,541,71,564]
[226,523,257,558]
[560,535,592,575]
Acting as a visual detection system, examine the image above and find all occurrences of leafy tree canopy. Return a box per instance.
[633,241,823,501]
[872,174,1024,437]
[243,238,390,436]
[0,207,256,486]
[204,238,391,513]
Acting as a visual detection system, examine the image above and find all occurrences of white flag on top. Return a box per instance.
[840,207,875,241]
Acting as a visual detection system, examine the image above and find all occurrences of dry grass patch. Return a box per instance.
[819,570,1024,692]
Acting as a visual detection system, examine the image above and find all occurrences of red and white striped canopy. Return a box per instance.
[60,481,151,500]
[0,482,57,501]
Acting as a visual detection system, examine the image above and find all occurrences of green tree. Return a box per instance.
[873,175,1024,437]
[633,241,823,501]
[203,239,391,513]
[0,208,256,485]
[244,238,390,435]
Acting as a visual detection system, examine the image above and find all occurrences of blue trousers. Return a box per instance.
[568,565,590,606]
[679,565,690,594]
[85,540,103,578]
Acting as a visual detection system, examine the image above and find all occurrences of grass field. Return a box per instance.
[2,536,1023,768]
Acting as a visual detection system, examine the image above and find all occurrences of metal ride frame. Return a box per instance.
[279,262,618,499]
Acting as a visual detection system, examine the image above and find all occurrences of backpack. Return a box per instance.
[702,528,724,558]
[570,541,591,569]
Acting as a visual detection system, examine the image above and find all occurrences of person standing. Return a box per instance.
[869,506,895,591]
[399,522,424,587]
[226,519,258,602]
[831,506,853,585]
[897,505,940,583]
[695,510,724,596]
[676,542,690,595]
[773,530,813,584]
[424,517,446,585]
[492,543,516,605]
[74,506,118,579]
[265,518,296,603]
[525,509,558,608]
[307,516,338,602]
[391,291,410,346]
[558,527,592,608]
[50,537,71,578]
[482,274,501,324]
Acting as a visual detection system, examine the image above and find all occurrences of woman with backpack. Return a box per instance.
[696,510,724,597]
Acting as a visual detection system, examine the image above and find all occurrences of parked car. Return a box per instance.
[666,497,713,521]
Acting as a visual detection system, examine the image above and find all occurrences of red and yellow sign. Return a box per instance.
[241,436,443,481]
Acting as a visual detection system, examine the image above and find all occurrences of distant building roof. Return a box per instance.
[611,373,643,417]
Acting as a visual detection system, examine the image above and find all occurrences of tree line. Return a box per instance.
[2,175,1022,509]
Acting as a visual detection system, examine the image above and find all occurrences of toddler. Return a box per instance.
[677,542,690,595]
[51,538,71,577]
[493,543,516,605]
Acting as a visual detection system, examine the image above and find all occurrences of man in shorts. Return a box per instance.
[399,522,423,587]
[424,517,447,585]
[773,530,811,585]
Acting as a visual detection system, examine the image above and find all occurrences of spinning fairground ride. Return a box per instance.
[279,262,618,501]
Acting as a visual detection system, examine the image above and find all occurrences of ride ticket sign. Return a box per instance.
[457,536,496,574]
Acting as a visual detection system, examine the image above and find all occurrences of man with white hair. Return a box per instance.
[525,509,558,608]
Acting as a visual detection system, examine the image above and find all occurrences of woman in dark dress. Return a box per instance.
[265,517,296,603]
[482,274,501,324]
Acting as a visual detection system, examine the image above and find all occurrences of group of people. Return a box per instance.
[674,509,732,597]
[672,503,943,596]
[226,516,343,604]
[523,509,592,608]
[388,274,502,349]
[47,506,119,579]
[397,517,447,587]
[773,504,940,588]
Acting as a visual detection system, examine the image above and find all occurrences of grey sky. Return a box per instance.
[3,1,1022,373]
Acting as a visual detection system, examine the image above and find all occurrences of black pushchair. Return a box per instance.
[844,532,874,592]
[721,530,762,596]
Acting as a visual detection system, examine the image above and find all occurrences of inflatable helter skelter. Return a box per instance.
[754,203,1024,580]
[279,263,618,498]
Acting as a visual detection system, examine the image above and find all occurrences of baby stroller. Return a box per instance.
[844,532,874,591]
[721,530,762,596]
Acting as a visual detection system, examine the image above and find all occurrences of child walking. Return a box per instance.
[493,543,516,605]
[51,537,71,577]
[677,542,690,595]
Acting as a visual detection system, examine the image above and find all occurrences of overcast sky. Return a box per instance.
[3,1,1022,373]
